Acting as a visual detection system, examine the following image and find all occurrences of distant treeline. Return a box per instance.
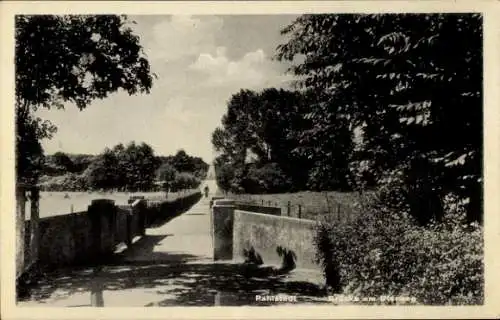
[39,142,208,192]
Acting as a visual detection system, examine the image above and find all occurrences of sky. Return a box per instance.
[37,15,300,164]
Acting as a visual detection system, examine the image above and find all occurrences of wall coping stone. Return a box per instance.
[91,199,115,205]
[234,209,317,225]
[213,199,235,206]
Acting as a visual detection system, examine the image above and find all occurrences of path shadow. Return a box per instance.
[111,235,203,265]
[19,261,327,306]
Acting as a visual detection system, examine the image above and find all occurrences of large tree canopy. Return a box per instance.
[16,15,155,183]
[213,88,313,193]
[211,14,483,223]
[16,15,153,112]
[85,141,159,191]
[276,14,482,223]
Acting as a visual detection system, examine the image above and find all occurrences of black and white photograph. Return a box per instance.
[1,1,499,319]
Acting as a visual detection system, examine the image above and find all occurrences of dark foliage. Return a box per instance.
[39,145,208,192]
[213,88,314,193]
[16,15,154,184]
[276,13,482,223]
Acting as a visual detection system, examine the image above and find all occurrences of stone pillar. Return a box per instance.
[131,196,149,229]
[212,199,235,261]
[16,186,27,278]
[125,206,133,247]
[210,196,225,209]
[29,187,40,267]
[88,199,116,260]
[137,199,147,236]
[128,199,146,246]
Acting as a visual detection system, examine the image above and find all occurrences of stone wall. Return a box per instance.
[38,211,90,266]
[232,210,320,271]
[145,191,202,227]
[34,199,146,268]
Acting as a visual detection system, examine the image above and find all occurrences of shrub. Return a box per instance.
[374,160,447,226]
[38,173,88,191]
[347,159,377,191]
[315,203,483,305]
[169,171,200,191]
[215,161,237,192]
[243,163,292,194]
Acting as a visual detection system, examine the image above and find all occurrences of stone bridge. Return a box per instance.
[18,179,327,307]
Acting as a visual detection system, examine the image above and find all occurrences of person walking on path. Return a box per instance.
[204,185,209,198]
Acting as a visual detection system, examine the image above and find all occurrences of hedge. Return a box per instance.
[315,207,483,305]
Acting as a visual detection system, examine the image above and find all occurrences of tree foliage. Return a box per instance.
[85,147,120,190]
[242,163,293,194]
[43,153,96,176]
[213,88,314,193]
[83,142,158,191]
[52,152,75,172]
[156,150,209,180]
[169,172,201,192]
[212,14,482,223]
[156,163,177,185]
[16,110,56,184]
[38,145,208,192]
[275,13,482,223]
[15,15,154,183]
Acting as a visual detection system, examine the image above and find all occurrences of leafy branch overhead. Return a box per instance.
[16,15,155,112]
[16,15,156,183]
[274,13,482,223]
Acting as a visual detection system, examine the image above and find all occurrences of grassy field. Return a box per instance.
[228,190,370,222]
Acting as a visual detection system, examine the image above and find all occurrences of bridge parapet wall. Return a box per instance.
[211,198,320,271]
